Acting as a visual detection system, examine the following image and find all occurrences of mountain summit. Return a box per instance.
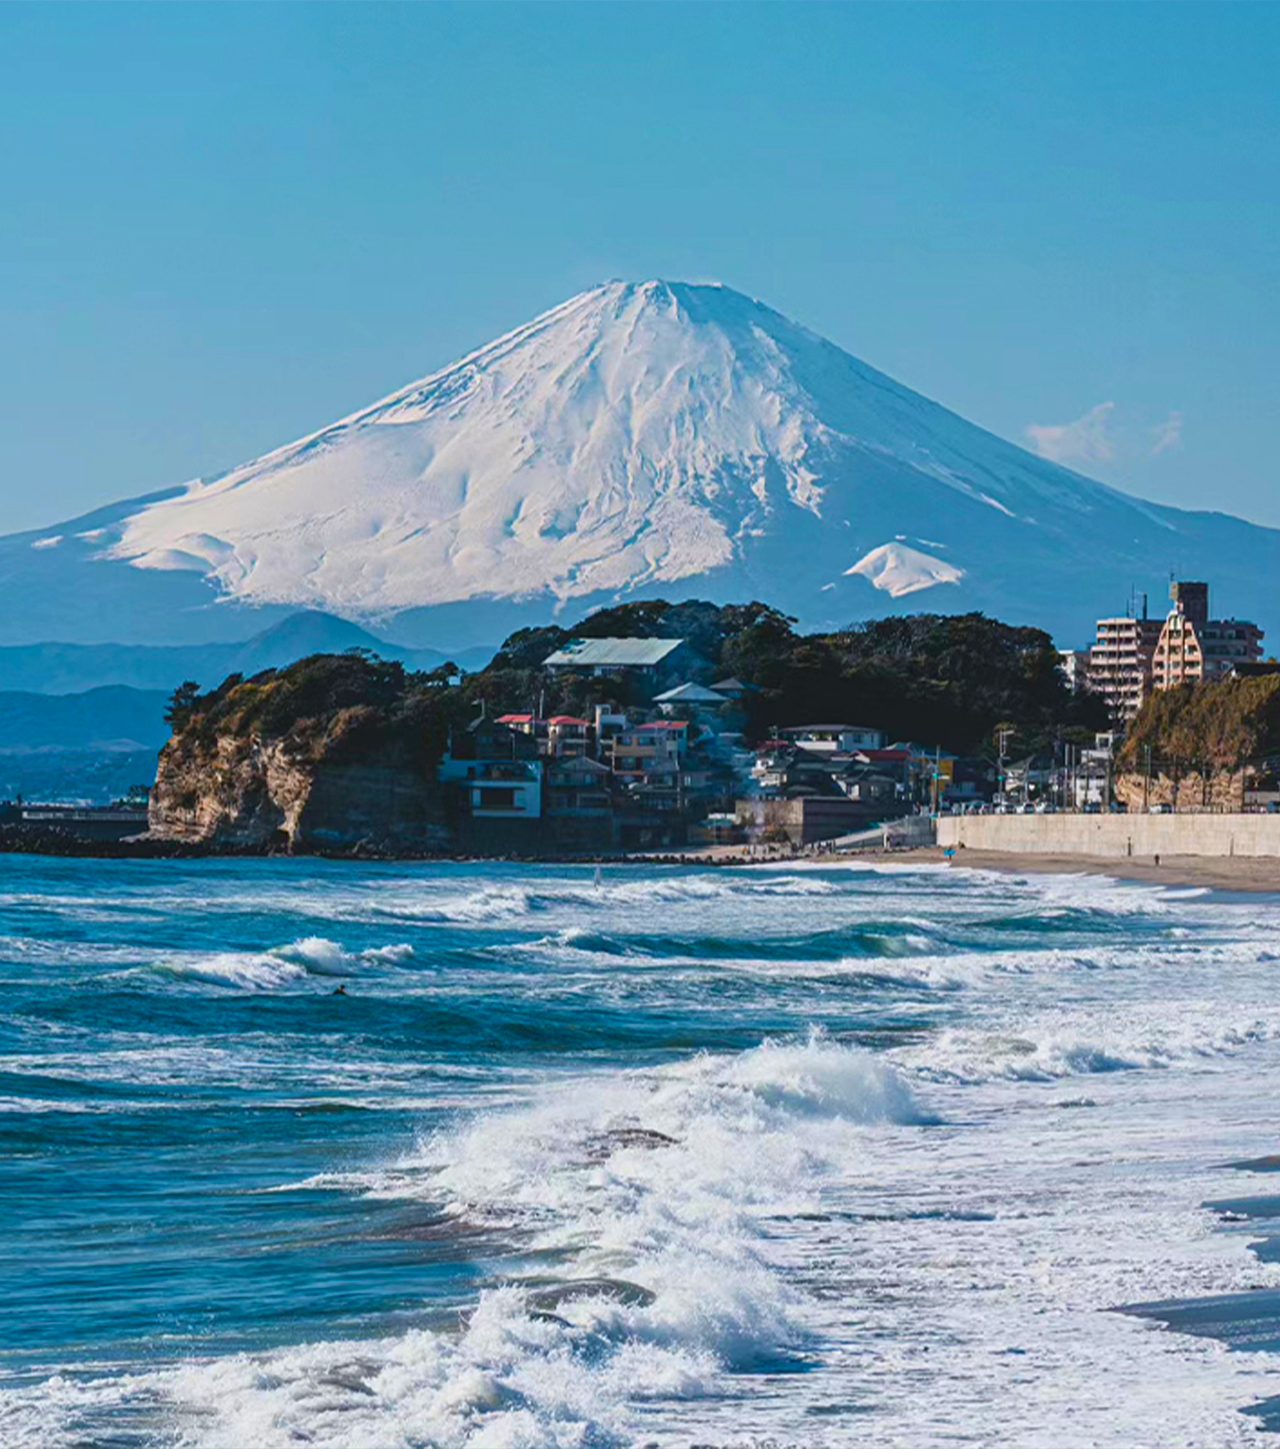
[5,280,1278,646]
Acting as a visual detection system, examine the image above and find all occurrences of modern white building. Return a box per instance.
[438,756,543,819]
[778,723,886,753]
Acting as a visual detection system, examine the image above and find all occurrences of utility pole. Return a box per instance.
[996,727,1014,807]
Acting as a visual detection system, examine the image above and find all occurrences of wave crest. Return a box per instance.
[156,936,414,991]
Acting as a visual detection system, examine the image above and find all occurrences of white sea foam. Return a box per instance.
[153,936,414,991]
[368,871,845,930]
[0,1096,109,1114]
[1,1036,919,1447]
[12,862,1280,1447]
[899,981,1280,1084]
[160,950,312,991]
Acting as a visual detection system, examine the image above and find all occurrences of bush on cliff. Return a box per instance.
[1119,674,1280,777]
[172,652,471,771]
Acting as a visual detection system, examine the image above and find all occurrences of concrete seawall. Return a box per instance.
[936,813,1280,859]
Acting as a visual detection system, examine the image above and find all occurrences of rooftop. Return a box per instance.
[780,723,881,734]
[548,755,611,775]
[543,637,685,668]
[653,682,728,704]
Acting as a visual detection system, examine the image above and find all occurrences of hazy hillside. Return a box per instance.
[0,611,494,695]
[0,685,169,752]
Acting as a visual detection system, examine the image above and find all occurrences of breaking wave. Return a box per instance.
[154,936,414,991]
[374,871,840,927]
[9,857,1280,1448]
[2,1035,923,1447]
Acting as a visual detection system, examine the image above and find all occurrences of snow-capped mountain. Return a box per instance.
[4,279,1277,648]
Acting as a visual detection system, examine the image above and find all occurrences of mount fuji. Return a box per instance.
[4,279,1277,650]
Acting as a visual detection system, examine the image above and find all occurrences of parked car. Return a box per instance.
[1148,803,1172,814]
[1082,802,1102,814]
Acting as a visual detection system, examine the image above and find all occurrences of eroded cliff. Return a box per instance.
[149,655,458,852]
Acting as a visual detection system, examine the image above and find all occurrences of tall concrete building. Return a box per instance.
[1152,581,1264,688]
[1088,612,1164,721]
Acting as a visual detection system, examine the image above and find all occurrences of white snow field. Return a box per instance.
[5,280,1279,646]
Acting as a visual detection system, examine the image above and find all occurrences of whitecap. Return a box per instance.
[153,936,415,991]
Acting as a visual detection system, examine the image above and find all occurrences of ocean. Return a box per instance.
[2,854,1279,1447]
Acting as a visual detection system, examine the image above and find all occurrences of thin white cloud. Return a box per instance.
[1025,402,1115,465]
[1149,410,1184,456]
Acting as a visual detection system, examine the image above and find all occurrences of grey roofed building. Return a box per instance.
[653,682,728,705]
[542,637,686,672]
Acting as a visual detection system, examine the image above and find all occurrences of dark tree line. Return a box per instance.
[165,600,1107,767]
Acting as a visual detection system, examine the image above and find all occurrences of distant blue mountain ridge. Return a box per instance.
[0,610,495,697]
[0,611,496,802]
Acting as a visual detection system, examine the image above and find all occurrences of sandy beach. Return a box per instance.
[936,846,1280,894]
[632,842,1280,892]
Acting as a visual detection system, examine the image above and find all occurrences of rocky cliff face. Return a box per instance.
[149,733,301,846]
[147,654,456,852]
[149,730,450,851]
[1113,769,1248,813]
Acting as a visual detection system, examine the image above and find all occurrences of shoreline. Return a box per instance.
[4,821,1280,893]
[935,846,1280,894]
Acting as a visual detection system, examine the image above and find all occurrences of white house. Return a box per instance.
[779,723,886,753]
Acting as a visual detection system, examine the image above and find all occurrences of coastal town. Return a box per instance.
[7,576,1275,859]
[432,576,1277,853]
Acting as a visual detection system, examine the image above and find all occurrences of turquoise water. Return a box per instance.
[4,855,1280,1446]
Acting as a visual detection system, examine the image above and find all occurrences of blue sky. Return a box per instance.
[1,2,1276,535]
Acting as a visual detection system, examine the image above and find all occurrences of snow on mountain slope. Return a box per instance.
[110,281,835,610]
[847,542,965,598]
[6,280,1280,647]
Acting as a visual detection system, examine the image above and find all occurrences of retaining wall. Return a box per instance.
[936,813,1280,859]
